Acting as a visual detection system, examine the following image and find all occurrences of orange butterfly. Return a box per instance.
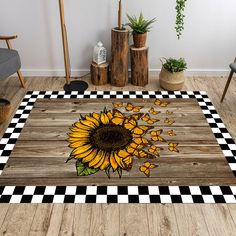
[142,114,160,124]
[166,110,173,115]
[167,130,176,136]
[112,102,123,108]
[150,130,166,142]
[168,143,179,152]
[111,109,125,125]
[154,99,170,107]
[139,161,158,177]
[126,144,148,159]
[148,145,163,156]
[125,103,144,112]
[128,138,149,151]
[127,113,144,121]
[164,118,175,125]
[149,107,160,115]
[123,118,153,137]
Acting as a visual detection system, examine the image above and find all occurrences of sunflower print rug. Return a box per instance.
[67,100,175,178]
[0,91,236,203]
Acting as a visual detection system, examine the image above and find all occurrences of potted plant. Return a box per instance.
[159,58,187,91]
[126,13,156,48]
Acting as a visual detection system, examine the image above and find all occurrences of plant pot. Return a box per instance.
[0,99,11,124]
[133,33,147,48]
[159,67,185,91]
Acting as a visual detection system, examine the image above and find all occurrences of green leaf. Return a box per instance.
[117,168,122,178]
[126,12,156,34]
[76,160,99,176]
[105,166,112,178]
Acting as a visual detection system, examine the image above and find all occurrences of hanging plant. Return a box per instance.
[175,0,187,39]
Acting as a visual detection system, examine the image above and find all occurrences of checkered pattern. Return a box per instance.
[0,186,236,203]
[0,91,235,203]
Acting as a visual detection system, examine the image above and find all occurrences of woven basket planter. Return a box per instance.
[0,99,11,124]
[159,67,186,91]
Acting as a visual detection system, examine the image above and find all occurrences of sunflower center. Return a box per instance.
[90,125,132,152]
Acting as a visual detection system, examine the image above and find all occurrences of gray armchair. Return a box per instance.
[0,35,25,88]
[221,57,236,102]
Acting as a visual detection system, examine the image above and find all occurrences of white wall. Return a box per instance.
[0,0,236,76]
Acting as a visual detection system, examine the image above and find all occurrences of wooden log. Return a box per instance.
[90,62,109,86]
[0,98,11,123]
[111,28,129,87]
[130,46,149,86]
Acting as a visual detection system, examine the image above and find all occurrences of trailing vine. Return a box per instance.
[175,0,187,39]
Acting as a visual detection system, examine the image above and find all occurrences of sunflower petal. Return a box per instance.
[73,148,94,159]
[67,137,89,143]
[82,148,98,163]
[69,140,88,148]
[107,111,113,120]
[88,150,105,167]
[74,122,92,131]
[100,152,110,170]
[114,152,126,169]
[92,113,100,121]
[93,152,107,169]
[68,132,90,138]
[80,120,97,128]
[85,115,100,127]
[100,113,110,125]
[72,144,92,155]
[110,152,118,171]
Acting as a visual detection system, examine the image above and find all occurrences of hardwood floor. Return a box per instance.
[0,75,236,235]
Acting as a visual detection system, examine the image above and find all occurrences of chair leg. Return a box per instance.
[221,70,234,102]
[17,70,25,88]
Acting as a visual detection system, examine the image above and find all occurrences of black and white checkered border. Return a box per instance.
[0,90,235,203]
[0,185,236,203]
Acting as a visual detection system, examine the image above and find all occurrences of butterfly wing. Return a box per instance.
[168,143,179,152]
[113,102,123,108]
[111,109,125,125]
[133,106,144,112]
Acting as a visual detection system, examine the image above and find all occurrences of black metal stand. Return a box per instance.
[63,80,89,92]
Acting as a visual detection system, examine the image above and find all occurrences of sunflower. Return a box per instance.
[67,109,153,177]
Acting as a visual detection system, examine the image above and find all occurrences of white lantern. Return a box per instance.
[93,41,107,65]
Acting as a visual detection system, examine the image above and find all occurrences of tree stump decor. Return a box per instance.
[130,46,149,86]
[0,99,11,124]
[110,28,129,87]
[90,62,109,86]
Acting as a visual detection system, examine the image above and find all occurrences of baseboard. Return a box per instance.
[19,68,230,77]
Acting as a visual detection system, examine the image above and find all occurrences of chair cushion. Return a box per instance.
[0,48,21,80]
[230,63,236,72]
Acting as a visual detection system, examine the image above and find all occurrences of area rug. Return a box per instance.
[0,91,235,203]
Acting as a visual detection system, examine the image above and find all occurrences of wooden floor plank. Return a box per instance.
[227,204,236,228]
[0,177,235,186]
[29,204,53,236]
[147,204,179,236]
[0,204,37,236]
[45,204,64,236]
[0,204,9,229]
[25,112,208,127]
[3,155,232,179]
[120,204,150,236]
[9,141,224,158]
[174,204,209,236]
[58,204,75,236]
[201,204,236,236]
[73,204,92,236]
